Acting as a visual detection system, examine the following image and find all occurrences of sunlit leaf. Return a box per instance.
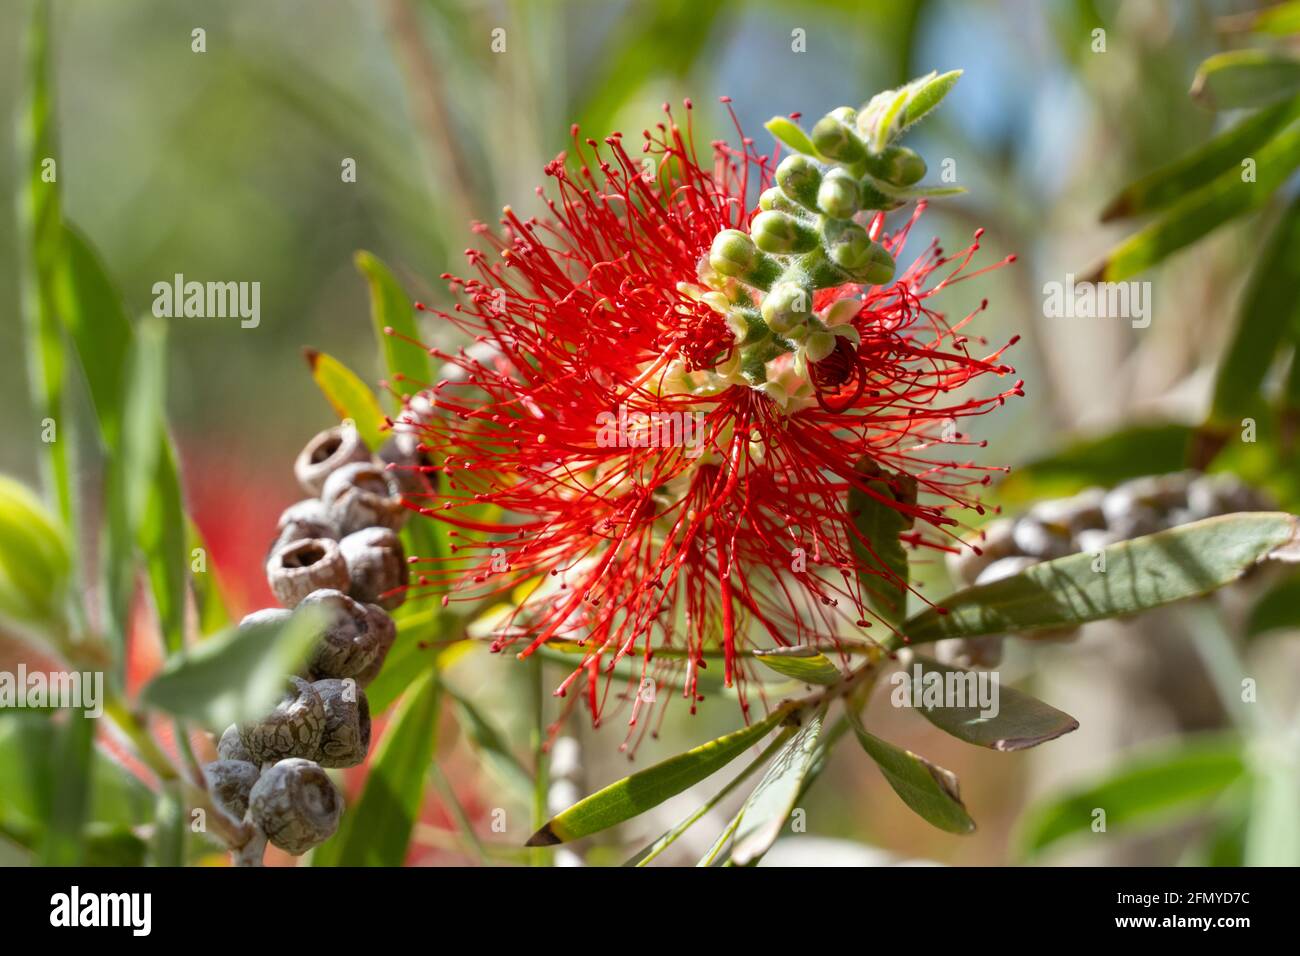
[304,348,388,451]
[1017,735,1245,857]
[753,646,842,685]
[724,706,827,866]
[904,513,1300,643]
[847,708,975,834]
[356,251,429,406]
[0,474,70,629]
[764,116,820,157]
[528,705,793,845]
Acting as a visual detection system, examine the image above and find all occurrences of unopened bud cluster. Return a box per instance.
[702,72,960,389]
[205,420,430,860]
[940,471,1272,668]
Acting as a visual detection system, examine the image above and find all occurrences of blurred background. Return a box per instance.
[1,0,1297,866]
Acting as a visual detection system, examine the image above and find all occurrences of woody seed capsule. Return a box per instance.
[266,537,350,608]
[238,677,326,765]
[204,759,260,821]
[312,679,372,768]
[300,589,395,687]
[294,425,371,496]
[248,758,342,856]
[339,526,409,610]
[321,461,407,535]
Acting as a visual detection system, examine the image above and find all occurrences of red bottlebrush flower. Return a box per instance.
[394,97,1020,732]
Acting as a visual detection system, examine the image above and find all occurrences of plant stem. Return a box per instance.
[528,653,549,867]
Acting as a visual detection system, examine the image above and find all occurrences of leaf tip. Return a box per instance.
[525,823,562,847]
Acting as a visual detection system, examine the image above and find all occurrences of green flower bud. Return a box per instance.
[750,210,818,254]
[865,145,926,186]
[825,221,895,284]
[816,168,860,219]
[775,154,822,208]
[811,113,866,164]
[760,282,812,335]
[758,186,800,214]
[709,229,758,277]
[804,330,837,364]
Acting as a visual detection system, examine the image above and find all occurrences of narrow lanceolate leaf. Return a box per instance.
[140,607,324,729]
[752,646,842,685]
[1016,735,1245,857]
[847,708,974,834]
[848,467,914,628]
[355,251,429,405]
[723,706,827,866]
[904,513,1300,644]
[624,726,796,867]
[18,0,71,527]
[445,686,533,799]
[53,224,136,450]
[1191,50,1300,110]
[903,657,1078,751]
[527,705,793,846]
[1208,196,1300,427]
[303,348,388,451]
[139,442,188,654]
[764,116,820,158]
[1101,95,1300,220]
[187,520,232,636]
[1097,119,1300,281]
[315,668,442,866]
[0,475,70,629]
[900,69,962,130]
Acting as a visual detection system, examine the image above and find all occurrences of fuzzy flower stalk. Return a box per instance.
[391,71,1021,731]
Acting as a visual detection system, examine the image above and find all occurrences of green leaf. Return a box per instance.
[1017,735,1245,857]
[904,513,1300,643]
[1246,572,1300,636]
[355,251,429,407]
[1192,50,1300,110]
[995,422,1195,504]
[314,668,442,866]
[151,783,186,867]
[17,0,72,529]
[724,706,827,866]
[304,348,388,451]
[1101,95,1300,220]
[139,606,325,729]
[1247,1,1300,35]
[764,116,820,157]
[848,466,914,628]
[900,69,962,130]
[752,646,842,685]
[624,725,796,867]
[1098,118,1300,281]
[1207,196,1300,427]
[52,224,136,450]
[0,474,71,629]
[847,708,975,834]
[41,713,94,865]
[140,443,188,654]
[903,657,1079,751]
[528,704,793,845]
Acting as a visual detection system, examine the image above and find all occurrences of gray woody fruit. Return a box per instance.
[275,498,338,547]
[204,759,260,820]
[378,430,432,498]
[266,537,350,608]
[239,677,325,765]
[239,607,292,630]
[339,526,409,610]
[321,461,406,535]
[946,518,1016,587]
[218,723,254,763]
[248,758,342,855]
[299,589,396,687]
[294,425,371,497]
[312,679,371,768]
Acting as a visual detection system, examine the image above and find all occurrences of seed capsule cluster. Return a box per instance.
[940,472,1272,667]
[205,424,420,860]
